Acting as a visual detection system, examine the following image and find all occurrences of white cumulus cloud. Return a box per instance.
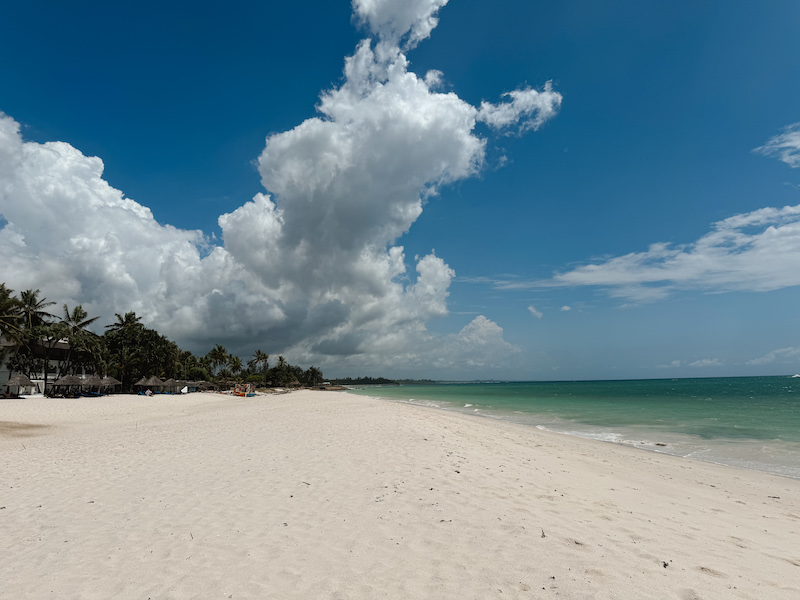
[0,2,555,374]
[352,0,449,49]
[527,305,543,319]
[477,82,563,134]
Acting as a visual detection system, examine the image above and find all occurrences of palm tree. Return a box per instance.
[10,289,56,386]
[0,284,22,344]
[58,304,102,378]
[228,355,243,379]
[206,344,228,377]
[19,289,55,330]
[110,345,141,391]
[36,323,68,391]
[271,355,293,386]
[176,350,198,380]
[251,349,269,384]
[105,311,143,334]
[62,304,101,334]
[305,366,323,386]
[198,354,213,376]
[0,284,23,376]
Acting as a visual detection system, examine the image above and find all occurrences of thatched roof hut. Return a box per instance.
[101,376,122,388]
[82,375,104,387]
[189,380,216,391]
[6,374,34,387]
[54,374,83,386]
[144,376,164,388]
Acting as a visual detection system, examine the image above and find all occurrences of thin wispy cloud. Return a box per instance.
[746,347,800,366]
[470,202,800,303]
[657,360,684,369]
[658,358,723,369]
[460,125,800,306]
[754,122,800,168]
[547,203,800,302]
[689,358,724,368]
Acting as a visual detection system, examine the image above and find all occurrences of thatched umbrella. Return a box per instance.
[134,376,149,387]
[162,378,179,393]
[52,374,83,396]
[80,375,103,394]
[7,373,34,387]
[145,376,164,389]
[6,373,34,395]
[82,374,104,387]
[101,376,122,389]
[54,374,83,386]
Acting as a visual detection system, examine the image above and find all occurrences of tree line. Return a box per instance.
[0,284,324,391]
[331,376,399,385]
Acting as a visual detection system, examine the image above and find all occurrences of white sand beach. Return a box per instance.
[1,390,798,599]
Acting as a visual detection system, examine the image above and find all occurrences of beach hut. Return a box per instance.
[191,380,216,392]
[182,380,204,392]
[134,376,149,388]
[162,378,179,393]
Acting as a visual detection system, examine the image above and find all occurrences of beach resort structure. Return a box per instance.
[1,335,94,395]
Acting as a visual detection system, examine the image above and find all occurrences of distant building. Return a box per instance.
[1,336,89,393]
[0,337,16,388]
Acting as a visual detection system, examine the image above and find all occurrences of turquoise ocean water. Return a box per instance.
[347,376,800,479]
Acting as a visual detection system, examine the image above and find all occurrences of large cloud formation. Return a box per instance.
[0,0,559,374]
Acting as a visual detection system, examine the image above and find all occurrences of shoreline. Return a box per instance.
[365,393,800,481]
[2,390,798,598]
[346,380,800,481]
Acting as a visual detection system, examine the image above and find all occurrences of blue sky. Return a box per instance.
[1,0,800,380]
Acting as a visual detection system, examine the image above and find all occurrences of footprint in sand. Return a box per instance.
[697,566,726,578]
